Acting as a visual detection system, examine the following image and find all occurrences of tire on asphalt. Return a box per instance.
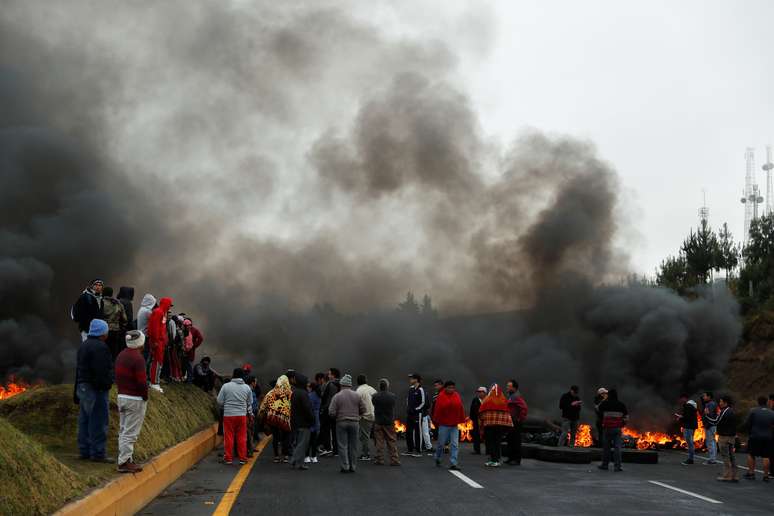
[534,446,592,464]
[520,443,540,459]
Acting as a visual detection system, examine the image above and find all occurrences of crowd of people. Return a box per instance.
[70,278,774,481]
[72,279,211,473]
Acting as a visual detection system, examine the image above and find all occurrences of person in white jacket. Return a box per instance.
[356,374,377,461]
[217,368,254,465]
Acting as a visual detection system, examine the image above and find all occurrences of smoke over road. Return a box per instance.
[0,1,739,426]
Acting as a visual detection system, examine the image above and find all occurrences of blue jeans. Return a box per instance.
[704,425,717,461]
[77,383,110,459]
[602,428,622,469]
[434,425,459,466]
[684,428,696,461]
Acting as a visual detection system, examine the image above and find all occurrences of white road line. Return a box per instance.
[449,470,484,488]
[679,452,766,474]
[648,481,723,504]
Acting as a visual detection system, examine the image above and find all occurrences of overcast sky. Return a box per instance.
[410,0,774,275]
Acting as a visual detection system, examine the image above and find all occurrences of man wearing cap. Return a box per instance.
[75,319,114,462]
[470,386,487,455]
[328,374,366,473]
[115,330,149,473]
[405,373,428,457]
[72,279,105,341]
[593,388,608,447]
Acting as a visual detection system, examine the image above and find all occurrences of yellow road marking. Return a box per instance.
[212,435,272,516]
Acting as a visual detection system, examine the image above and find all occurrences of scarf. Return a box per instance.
[259,374,292,431]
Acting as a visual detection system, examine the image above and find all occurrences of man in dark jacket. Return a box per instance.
[676,395,698,465]
[117,287,135,330]
[72,279,104,341]
[743,396,774,480]
[708,395,738,482]
[75,319,114,462]
[701,391,720,464]
[506,380,528,465]
[289,374,314,470]
[593,388,608,447]
[319,368,341,456]
[558,385,582,447]
[404,373,428,457]
[597,389,627,472]
[372,378,400,466]
[470,386,486,454]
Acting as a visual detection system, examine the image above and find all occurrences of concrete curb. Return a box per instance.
[55,423,221,516]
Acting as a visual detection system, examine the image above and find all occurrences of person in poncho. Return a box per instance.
[259,375,292,463]
[478,383,513,467]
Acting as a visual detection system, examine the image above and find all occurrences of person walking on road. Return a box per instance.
[259,375,293,463]
[708,395,738,482]
[506,380,528,465]
[478,384,513,467]
[404,373,428,457]
[356,374,377,461]
[431,380,466,470]
[319,368,341,456]
[306,381,322,464]
[289,374,314,470]
[701,391,720,465]
[372,378,400,466]
[72,279,104,341]
[743,396,774,481]
[676,395,698,465]
[115,330,148,473]
[328,374,366,473]
[75,319,114,463]
[558,385,582,447]
[217,368,254,466]
[597,389,628,472]
[470,386,487,455]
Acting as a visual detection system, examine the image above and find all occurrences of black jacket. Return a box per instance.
[290,376,314,429]
[469,397,482,426]
[681,402,698,430]
[321,379,340,411]
[72,290,103,332]
[560,392,581,421]
[75,337,114,392]
[117,286,135,330]
[709,407,736,437]
[372,391,397,426]
[407,384,428,417]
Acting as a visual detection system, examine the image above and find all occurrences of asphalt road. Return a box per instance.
[142,441,774,515]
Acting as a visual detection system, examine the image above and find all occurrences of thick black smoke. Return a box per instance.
[0,1,740,427]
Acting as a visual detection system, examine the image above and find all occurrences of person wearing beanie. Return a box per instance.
[74,318,114,462]
[115,330,148,473]
[328,374,366,473]
[372,378,400,466]
[71,279,105,341]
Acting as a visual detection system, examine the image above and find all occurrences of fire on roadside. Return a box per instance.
[575,418,714,450]
[0,376,31,400]
[393,418,475,442]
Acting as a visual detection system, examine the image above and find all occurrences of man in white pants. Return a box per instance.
[115,330,149,473]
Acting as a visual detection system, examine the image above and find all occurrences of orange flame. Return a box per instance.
[393,419,407,434]
[392,418,475,442]
[576,419,715,450]
[574,423,593,447]
[0,376,30,400]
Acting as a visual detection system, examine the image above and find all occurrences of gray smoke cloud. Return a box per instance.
[0,1,740,428]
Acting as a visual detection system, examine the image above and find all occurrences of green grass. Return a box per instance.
[0,382,218,516]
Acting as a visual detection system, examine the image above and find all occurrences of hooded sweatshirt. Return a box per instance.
[432,390,466,427]
[137,294,156,335]
[148,297,173,347]
[290,374,315,430]
[681,400,698,430]
[217,377,254,417]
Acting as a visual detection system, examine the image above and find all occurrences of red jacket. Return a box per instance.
[508,393,528,424]
[431,390,466,427]
[148,297,173,347]
[186,325,204,361]
[115,348,148,400]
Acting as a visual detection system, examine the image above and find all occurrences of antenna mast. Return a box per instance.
[764,145,774,216]
[741,147,761,243]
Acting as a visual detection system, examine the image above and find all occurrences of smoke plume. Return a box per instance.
[0,1,739,427]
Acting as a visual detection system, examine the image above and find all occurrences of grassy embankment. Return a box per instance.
[727,309,774,406]
[0,383,217,516]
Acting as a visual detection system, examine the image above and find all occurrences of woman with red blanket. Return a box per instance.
[431,380,467,470]
[478,383,513,467]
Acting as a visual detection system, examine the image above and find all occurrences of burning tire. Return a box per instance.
[534,445,592,464]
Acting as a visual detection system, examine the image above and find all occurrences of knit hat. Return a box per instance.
[340,374,353,387]
[597,387,608,395]
[88,319,109,337]
[125,330,145,349]
[686,399,697,408]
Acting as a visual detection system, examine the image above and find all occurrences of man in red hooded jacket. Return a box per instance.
[147,297,173,393]
[431,380,466,470]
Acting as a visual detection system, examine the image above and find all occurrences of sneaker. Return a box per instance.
[239,460,247,465]
[117,461,143,473]
[319,449,332,457]
[359,455,371,461]
[223,460,233,465]
[401,451,413,456]
[449,464,460,471]
[283,457,289,463]
[484,461,495,467]
[304,457,311,463]
[311,457,318,464]
[272,457,281,463]
[681,460,694,465]
[150,384,164,393]
[614,467,623,472]
[412,452,422,458]
[491,461,501,467]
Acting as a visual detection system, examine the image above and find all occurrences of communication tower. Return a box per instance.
[764,145,774,216]
[741,147,762,242]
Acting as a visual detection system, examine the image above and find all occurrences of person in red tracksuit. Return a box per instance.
[217,368,254,465]
[147,297,173,393]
